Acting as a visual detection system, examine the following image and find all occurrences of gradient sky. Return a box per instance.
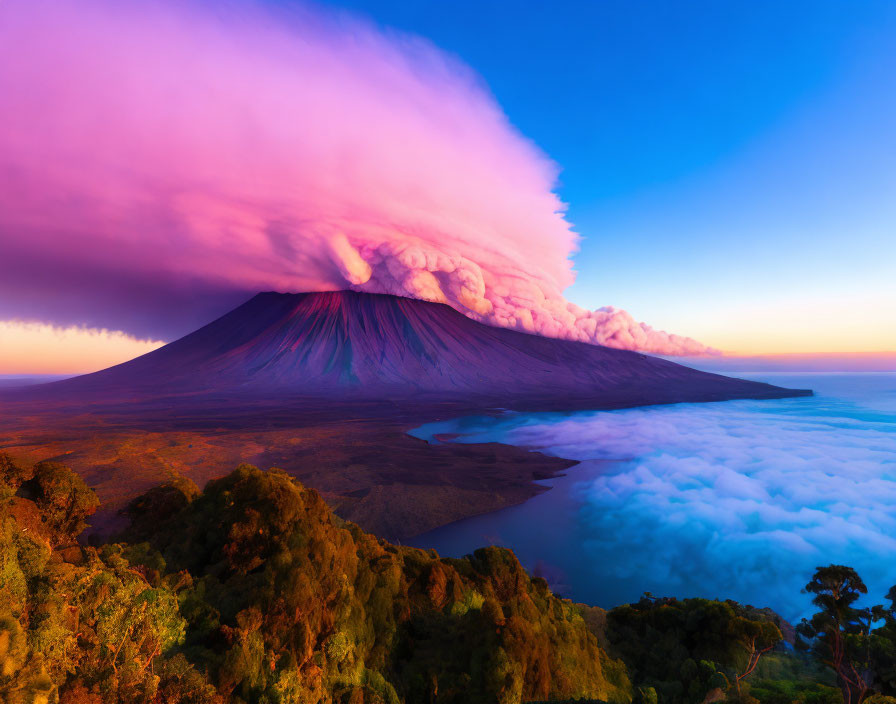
[1,0,894,373]
[317,0,896,354]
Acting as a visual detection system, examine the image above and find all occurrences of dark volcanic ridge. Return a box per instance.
[1,291,810,540]
[29,290,810,409]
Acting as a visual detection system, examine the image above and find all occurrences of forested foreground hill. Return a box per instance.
[0,453,864,704]
[1,456,631,703]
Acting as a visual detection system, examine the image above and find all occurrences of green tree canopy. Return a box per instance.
[796,565,875,704]
[607,595,783,704]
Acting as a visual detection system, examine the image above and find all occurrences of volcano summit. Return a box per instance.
[44,290,809,409]
[1,292,812,539]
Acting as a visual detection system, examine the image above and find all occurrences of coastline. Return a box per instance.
[398,373,896,619]
[0,379,812,542]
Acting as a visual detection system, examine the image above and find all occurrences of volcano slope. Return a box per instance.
[39,290,807,407]
[0,291,810,539]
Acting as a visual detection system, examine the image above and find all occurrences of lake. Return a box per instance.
[409,373,896,621]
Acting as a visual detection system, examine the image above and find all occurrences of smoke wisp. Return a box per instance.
[0,0,711,355]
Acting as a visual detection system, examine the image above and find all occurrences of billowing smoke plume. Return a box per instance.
[0,0,712,356]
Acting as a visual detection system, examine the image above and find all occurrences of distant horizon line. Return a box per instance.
[2,349,895,382]
[672,351,896,374]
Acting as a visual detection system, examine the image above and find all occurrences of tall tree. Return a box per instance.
[797,565,875,704]
[729,616,781,695]
[868,586,896,696]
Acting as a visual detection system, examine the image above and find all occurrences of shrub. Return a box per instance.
[21,462,99,544]
[0,453,32,490]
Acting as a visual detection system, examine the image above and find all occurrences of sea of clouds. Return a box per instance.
[0,0,710,355]
[418,374,896,620]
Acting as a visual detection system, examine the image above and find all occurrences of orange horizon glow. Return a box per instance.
[0,321,164,375]
[1,317,895,375]
[711,328,896,356]
[667,290,896,358]
[718,341,896,356]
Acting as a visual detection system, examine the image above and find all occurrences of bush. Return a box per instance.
[748,679,842,704]
[21,461,99,544]
[0,452,32,490]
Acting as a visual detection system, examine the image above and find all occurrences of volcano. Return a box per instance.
[42,291,809,409]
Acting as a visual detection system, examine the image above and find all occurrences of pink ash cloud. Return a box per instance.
[0,0,712,355]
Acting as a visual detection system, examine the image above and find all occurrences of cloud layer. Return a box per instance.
[0,0,710,355]
[414,374,896,619]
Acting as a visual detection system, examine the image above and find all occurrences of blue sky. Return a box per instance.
[313,0,896,353]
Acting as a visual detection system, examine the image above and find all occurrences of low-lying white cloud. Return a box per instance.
[424,375,896,619]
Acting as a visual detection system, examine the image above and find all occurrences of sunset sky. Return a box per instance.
[1,0,894,374]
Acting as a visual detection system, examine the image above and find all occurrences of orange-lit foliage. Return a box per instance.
[1,454,631,703]
[126,464,632,704]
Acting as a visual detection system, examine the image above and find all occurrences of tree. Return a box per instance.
[22,461,100,544]
[0,452,32,490]
[607,596,782,704]
[797,565,875,704]
[868,586,896,696]
[730,615,783,695]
